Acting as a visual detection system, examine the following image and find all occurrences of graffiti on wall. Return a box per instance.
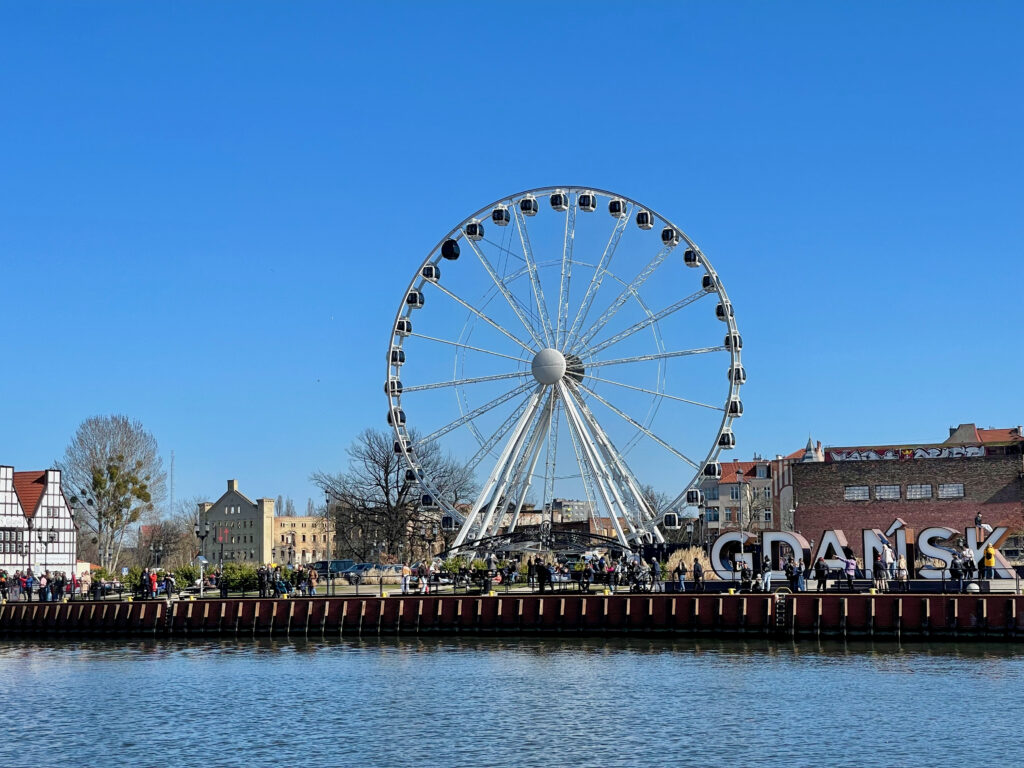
[827,445,986,462]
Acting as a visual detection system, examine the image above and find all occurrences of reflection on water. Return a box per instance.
[1,636,1021,767]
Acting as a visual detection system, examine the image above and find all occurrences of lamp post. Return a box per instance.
[37,528,57,574]
[149,542,163,569]
[194,522,210,598]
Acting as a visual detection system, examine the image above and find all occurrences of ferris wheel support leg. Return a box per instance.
[452,387,544,549]
[476,401,545,541]
[567,386,665,543]
[506,393,554,534]
[558,381,632,549]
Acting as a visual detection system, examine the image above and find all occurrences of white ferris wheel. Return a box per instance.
[386,187,743,554]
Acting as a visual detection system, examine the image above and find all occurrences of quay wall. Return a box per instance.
[2,594,1023,641]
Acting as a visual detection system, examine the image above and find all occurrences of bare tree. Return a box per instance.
[57,415,166,572]
[311,428,476,563]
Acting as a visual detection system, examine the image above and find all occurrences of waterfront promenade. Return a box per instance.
[4,591,1024,641]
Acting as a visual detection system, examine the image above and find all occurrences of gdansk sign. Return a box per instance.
[710,519,1013,580]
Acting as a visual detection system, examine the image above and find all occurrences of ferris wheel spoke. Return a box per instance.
[431,282,536,354]
[576,381,700,470]
[555,196,577,350]
[579,289,713,359]
[408,332,527,364]
[461,233,546,349]
[586,346,725,369]
[563,206,632,352]
[464,398,529,476]
[402,370,528,393]
[571,241,677,353]
[513,206,555,348]
[586,373,725,412]
[413,381,535,448]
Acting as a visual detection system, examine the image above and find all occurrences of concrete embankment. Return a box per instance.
[2,593,1023,640]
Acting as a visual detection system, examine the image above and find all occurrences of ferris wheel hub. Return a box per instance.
[531,348,567,385]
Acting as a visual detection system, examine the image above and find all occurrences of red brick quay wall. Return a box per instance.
[2,594,1023,641]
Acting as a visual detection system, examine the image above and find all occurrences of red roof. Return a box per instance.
[978,428,1023,444]
[719,461,764,484]
[13,471,46,519]
[785,448,805,460]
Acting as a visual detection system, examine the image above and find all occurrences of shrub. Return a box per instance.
[220,562,258,592]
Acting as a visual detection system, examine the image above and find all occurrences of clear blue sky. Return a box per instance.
[2,2,1021,510]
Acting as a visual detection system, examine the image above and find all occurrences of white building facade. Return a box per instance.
[0,466,76,574]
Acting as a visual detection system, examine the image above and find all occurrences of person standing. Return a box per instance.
[814,557,828,592]
[692,558,704,593]
[983,544,997,579]
[882,542,896,581]
[401,563,412,595]
[257,566,267,598]
[843,554,857,592]
[949,555,964,593]
[761,556,773,593]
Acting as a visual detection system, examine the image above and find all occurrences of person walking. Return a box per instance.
[692,558,704,593]
[673,561,687,593]
[650,558,662,593]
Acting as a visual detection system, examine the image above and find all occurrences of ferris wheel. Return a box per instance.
[386,187,743,554]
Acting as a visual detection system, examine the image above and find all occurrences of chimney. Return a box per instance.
[228,479,238,492]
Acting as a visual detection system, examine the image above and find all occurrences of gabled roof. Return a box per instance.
[12,471,46,519]
[944,423,1023,445]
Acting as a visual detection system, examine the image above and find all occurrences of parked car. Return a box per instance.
[343,563,375,584]
[309,560,356,579]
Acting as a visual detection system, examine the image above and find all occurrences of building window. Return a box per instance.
[756,466,767,479]
[844,486,870,501]
[875,485,900,500]
[907,484,932,499]
[939,483,965,499]
[729,487,740,500]
[724,509,733,522]
[705,509,719,522]
[706,486,719,501]
[764,511,772,523]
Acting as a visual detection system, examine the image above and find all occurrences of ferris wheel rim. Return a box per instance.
[385,186,743,545]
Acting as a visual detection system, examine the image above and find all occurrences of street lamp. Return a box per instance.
[194,522,210,598]
[37,528,57,573]
[149,542,164,568]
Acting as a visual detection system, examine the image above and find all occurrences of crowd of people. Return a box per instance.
[0,568,82,602]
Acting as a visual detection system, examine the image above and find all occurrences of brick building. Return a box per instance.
[792,424,1024,554]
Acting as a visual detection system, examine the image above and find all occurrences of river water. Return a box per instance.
[1,636,1020,767]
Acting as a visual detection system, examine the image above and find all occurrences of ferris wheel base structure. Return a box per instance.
[386,186,744,559]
